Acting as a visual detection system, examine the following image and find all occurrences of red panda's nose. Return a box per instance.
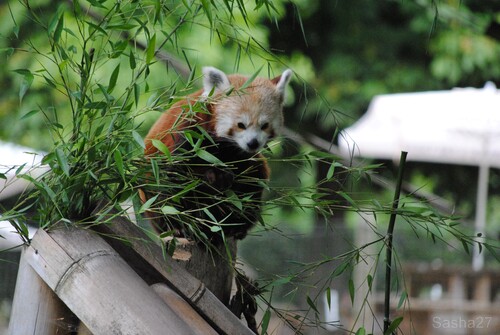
[247,139,259,151]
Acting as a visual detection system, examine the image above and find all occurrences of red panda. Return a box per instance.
[142,66,292,241]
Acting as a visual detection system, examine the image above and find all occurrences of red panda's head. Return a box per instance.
[202,67,292,153]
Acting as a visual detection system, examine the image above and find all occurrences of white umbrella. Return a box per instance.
[339,83,500,271]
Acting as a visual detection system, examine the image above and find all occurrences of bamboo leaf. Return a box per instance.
[355,327,366,335]
[385,316,403,335]
[349,278,355,304]
[326,161,342,180]
[113,149,124,180]
[129,50,136,70]
[152,139,171,160]
[306,295,320,315]
[55,148,70,177]
[146,33,156,64]
[200,0,213,26]
[271,275,292,287]
[203,208,218,223]
[134,83,140,107]
[53,12,64,44]
[48,7,62,35]
[196,149,224,166]
[397,291,407,309]
[240,65,263,90]
[132,131,145,149]
[138,194,159,213]
[326,287,331,310]
[108,63,120,93]
[21,109,39,120]
[161,205,180,215]
[367,274,373,291]
[14,69,34,102]
[332,262,349,278]
[261,309,271,334]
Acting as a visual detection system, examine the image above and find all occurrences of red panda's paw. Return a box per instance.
[203,168,234,191]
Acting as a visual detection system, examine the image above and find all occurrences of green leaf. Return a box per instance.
[210,225,222,232]
[134,83,140,106]
[397,291,407,309]
[367,274,373,291]
[108,64,120,93]
[55,148,70,177]
[172,181,198,202]
[327,161,342,180]
[332,262,349,278]
[225,191,243,210]
[84,101,107,109]
[138,194,158,213]
[20,110,39,120]
[15,69,34,102]
[203,208,218,223]
[43,75,57,88]
[129,50,136,70]
[161,206,180,215]
[355,327,366,335]
[200,0,213,26]
[261,309,271,335]
[325,287,331,310]
[240,65,263,90]
[0,47,14,57]
[306,295,320,314]
[348,278,355,304]
[146,33,156,64]
[53,12,64,44]
[109,40,127,58]
[159,230,174,239]
[132,131,145,149]
[385,316,404,335]
[196,149,224,166]
[460,238,471,255]
[48,7,62,35]
[271,276,292,287]
[152,139,171,160]
[114,149,124,180]
[338,191,357,208]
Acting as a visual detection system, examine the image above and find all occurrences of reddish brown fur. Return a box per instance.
[141,69,290,239]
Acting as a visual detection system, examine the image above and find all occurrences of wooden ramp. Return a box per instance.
[8,217,254,335]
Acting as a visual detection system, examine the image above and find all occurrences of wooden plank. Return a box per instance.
[92,212,254,335]
[151,283,218,335]
[8,248,75,335]
[25,226,210,335]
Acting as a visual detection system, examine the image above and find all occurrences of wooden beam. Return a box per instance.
[91,212,254,335]
[21,226,211,335]
[8,248,74,335]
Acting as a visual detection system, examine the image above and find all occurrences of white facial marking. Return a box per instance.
[234,126,268,152]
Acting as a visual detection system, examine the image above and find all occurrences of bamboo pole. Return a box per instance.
[8,248,74,335]
[19,226,211,335]
[91,212,254,335]
[383,151,407,335]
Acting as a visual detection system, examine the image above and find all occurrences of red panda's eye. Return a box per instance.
[237,122,246,130]
[261,123,269,130]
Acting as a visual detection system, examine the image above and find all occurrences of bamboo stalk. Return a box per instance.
[383,151,407,334]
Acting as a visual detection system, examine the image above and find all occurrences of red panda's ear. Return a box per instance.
[202,67,231,97]
[271,69,293,98]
